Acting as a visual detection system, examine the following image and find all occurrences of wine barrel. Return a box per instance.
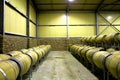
[105,54,120,79]
[114,33,120,43]
[106,48,116,53]
[21,49,28,53]
[46,45,51,51]
[0,60,19,80]
[0,54,11,61]
[104,33,118,44]
[81,46,95,58]
[70,45,80,53]
[89,36,96,43]
[40,47,47,56]
[95,35,106,43]
[86,47,104,63]
[77,46,85,56]
[7,51,22,57]
[10,54,31,76]
[25,51,38,65]
[93,51,111,69]
[33,48,43,61]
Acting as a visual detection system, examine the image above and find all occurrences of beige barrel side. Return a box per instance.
[10,54,31,76]
[0,60,19,80]
[93,51,111,69]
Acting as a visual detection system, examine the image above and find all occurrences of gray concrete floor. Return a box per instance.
[28,51,98,80]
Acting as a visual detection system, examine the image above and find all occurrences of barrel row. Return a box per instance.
[0,45,51,80]
[69,44,120,79]
[80,33,120,45]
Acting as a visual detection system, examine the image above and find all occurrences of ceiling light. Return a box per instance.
[107,16,112,20]
[68,0,74,2]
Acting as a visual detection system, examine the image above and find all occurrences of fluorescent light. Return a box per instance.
[107,16,112,20]
[68,0,74,2]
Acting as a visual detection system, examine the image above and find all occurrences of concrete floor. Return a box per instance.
[29,51,98,80]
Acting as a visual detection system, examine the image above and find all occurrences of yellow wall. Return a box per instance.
[30,2,36,23]
[38,26,66,37]
[30,22,36,37]
[99,26,120,35]
[5,5,26,35]
[5,0,37,36]
[69,13,95,25]
[69,26,95,37]
[38,12,66,25]
[98,12,120,35]
[7,0,26,15]
[38,12,96,37]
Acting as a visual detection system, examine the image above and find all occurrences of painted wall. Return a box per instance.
[98,12,120,35]
[69,26,95,37]
[30,22,36,37]
[69,12,95,37]
[38,12,66,25]
[2,0,37,53]
[38,26,66,37]
[5,5,26,35]
[5,0,36,37]
[6,0,26,15]
[69,12,95,25]
[30,1,36,23]
[38,12,96,37]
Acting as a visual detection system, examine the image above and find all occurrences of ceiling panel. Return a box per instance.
[71,0,86,3]
[34,0,51,3]
[52,0,67,3]
[53,5,67,9]
[103,0,119,4]
[101,5,120,11]
[33,0,120,11]
[69,5,83,9]
[83,5,98,10]
[86,0,101,3]
[37,5,52,10]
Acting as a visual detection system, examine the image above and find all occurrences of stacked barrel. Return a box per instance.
[69,32,120,80]
[0,45,51,80]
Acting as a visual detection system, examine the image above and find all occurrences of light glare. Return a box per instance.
[107,16,112,20]
[68,0,74,2]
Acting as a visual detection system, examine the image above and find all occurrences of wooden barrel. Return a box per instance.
[46,45,51,52]
[39,45,45,48]
[95,35,106,43]
[111,51,120,55]
[73,45,80,54]
[21,49,28,53]
[10,54,31,76]
[0,54,11,61]
[70,45,80,53]
[0,60,19,80]
[89,36,96,43]
[40,48,46,57]
[77,46,85,56]
[33,48,43,61]
[25,51,38,65]
[85,37,91,43]
[86,47,104,63]
[105,54,120,79]
[28,48,34,51]
[106,48,116,53]
[7,51,22,57]
[93,51,111,69]
[80,37,84,42]
[114,33,120,43]
[81,46,95,58]
[104,33,118,44]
